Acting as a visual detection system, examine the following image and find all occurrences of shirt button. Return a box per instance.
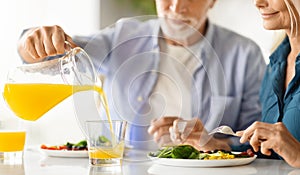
[137,96,143,102]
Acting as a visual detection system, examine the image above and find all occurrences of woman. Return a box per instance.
[169,0,300,168]
[237,0,300,168]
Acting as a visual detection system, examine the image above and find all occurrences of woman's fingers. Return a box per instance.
[240,122,281,155]
[249,130,262,152]
[260,141,272,156]
[239,121,272,143]
[235,130,243,137]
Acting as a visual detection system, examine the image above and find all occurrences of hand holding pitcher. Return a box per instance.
[4,37,98,121]
[18,25,77,63]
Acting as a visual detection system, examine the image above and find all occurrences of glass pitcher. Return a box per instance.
[2,43,106,123]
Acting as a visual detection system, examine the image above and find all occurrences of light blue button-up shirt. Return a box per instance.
[71,18,266,150]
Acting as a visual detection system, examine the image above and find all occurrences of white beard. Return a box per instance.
[159,16,203,44]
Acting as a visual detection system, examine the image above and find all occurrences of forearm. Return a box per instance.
[280,138,300,168]
[291,151,300,168]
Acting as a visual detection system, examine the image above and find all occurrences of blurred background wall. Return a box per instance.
[0,0,275,146]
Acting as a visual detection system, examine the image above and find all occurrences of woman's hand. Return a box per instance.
[17,25,77,63]
[237,121,300,168]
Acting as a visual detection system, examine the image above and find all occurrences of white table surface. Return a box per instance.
[0,147,299,175]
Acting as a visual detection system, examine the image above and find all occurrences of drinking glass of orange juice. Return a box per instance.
[0,118,26,165]
[86,120,127,166]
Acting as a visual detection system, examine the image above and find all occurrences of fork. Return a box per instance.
[208,125,237,136]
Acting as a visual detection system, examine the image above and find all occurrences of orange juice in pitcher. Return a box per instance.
[3,83,109,121]
[3,45,112,127]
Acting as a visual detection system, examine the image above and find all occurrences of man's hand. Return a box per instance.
[17,25,77,63]
[148,116,180,146]
[148,117,231,151]
[170,118,231,151]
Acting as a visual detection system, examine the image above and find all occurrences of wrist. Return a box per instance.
[200,137,231,151]
[213,138,231,151]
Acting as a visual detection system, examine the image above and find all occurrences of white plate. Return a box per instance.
[40,148,88,158]
[148,154,257,167]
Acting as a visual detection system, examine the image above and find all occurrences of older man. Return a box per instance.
[18,0,265,150]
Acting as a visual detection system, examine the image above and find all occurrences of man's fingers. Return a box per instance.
[34,40,47,59]
[158,134,173,147]
[172,119,186,134]
[25,39,39,59]
[148,117,179,134]
[153,126,171,142]
[169,126,182,143]
[65,34,78,48]
[52,30,66,55]
[148,125,157,135]
[44,36,57,56]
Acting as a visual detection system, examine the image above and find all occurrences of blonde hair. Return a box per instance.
[270,0,300,53]
[270,30,286,53]
[284,0,300,37]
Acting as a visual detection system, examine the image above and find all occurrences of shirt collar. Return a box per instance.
[153,19,215,67]
[150,19,161,50]
[180,20,215,56]
[202,20,215,46]
[195,20,217,62]
[153,19,214,48]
